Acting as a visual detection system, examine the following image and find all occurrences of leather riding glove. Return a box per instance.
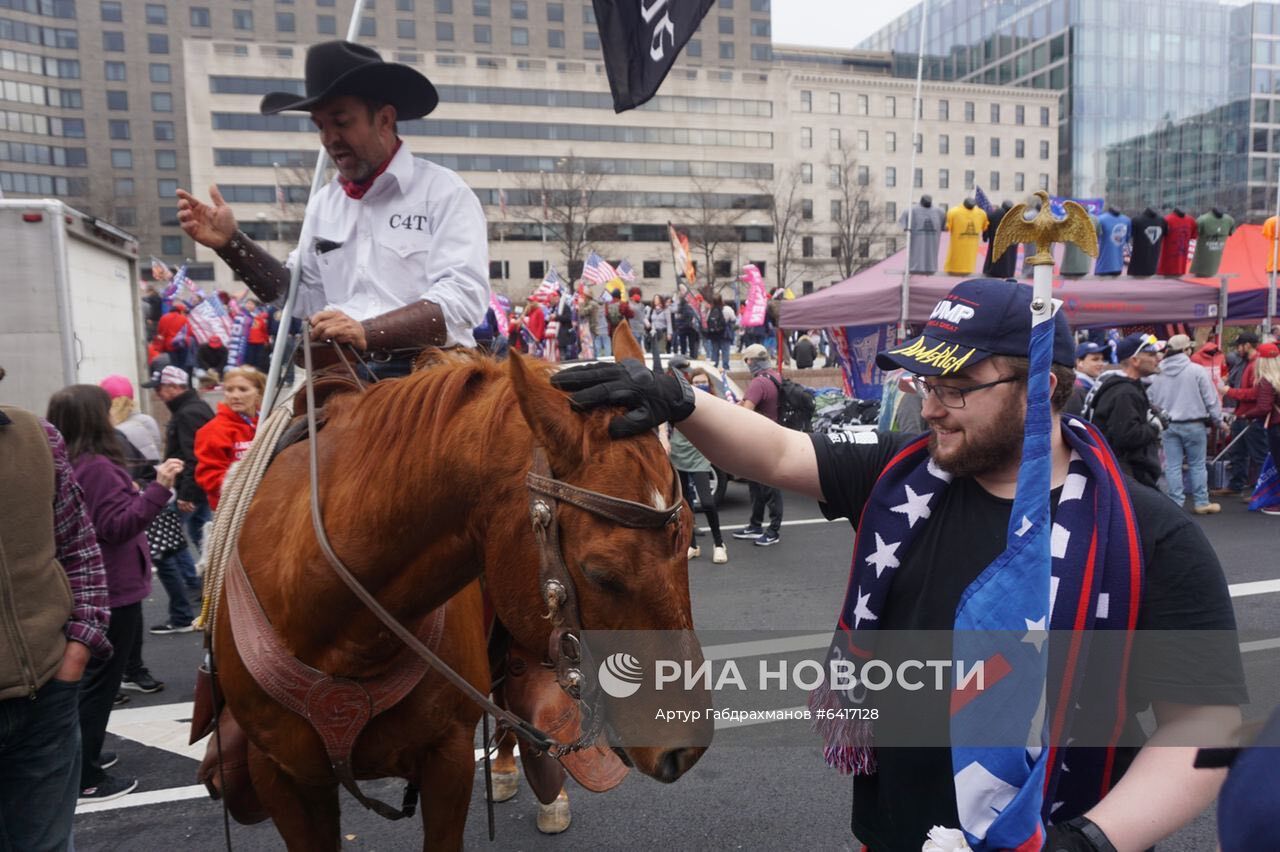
[1044,817,1119,852]
[550,359,696,439]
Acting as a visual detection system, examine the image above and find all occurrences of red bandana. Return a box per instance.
[337,140,402,200]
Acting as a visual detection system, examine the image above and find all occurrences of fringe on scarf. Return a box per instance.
[808,680,877,775]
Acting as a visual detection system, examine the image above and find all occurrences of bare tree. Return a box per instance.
[675,177,747,296]
[513,153,611,276]
[755,166,807,293]
[827,145,884,280]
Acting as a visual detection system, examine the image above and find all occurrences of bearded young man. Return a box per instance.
[176,41,488,378]
[553,278,1244,852]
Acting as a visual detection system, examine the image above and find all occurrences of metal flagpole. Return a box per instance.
[262,0,368,414]
[1269,160,1280,336]
[898,0,929,342]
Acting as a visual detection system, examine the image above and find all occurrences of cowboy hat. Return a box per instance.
[259,40,438,119]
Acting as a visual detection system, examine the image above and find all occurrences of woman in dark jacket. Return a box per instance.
[46,385,183,804]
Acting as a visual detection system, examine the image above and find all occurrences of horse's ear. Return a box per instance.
[613,319,644,361]
[507,351,583,472]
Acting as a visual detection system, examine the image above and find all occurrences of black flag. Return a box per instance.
[592,0,716,113]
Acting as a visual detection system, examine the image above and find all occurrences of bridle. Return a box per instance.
[293,335,683,779]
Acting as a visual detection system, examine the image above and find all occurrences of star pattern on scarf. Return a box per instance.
[890,484,933,528]
[865,533,901,577]
[1022,615,1048,652]
[852,586,878,628]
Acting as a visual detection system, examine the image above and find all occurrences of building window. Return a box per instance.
[100,1,123,21]
[719,42,734,60]
[990,138,1000,157]
[360,17,376,36]
[829,92,840,113]
[161,236,182,256]
[397,0,415,9]
[276,12,295,32]
[1038,173,1049,190]
[830,128,840,149]
[154,120,174,140]
[104,61,126,81]
[1014,172,1025,191]
[829,165,842,187]
[964,169,974,189]
[939,168,949,189]
[938,134,949,155]
[584,31,599,50]
[145,3,167,24]
[884,96,895,117]
[964,101,974,122]
[147,33,169,54]
[857,165,869,186]
[857,130,868,152]
[800,127,811,148]
[913,167,922,188]
[830,199,841,220]
[149,63,171,83]
[317,15,336,34]
[964,136,975,156]
[751,18,769,37]
[643,260,661,278]
[1039,140,1050,160]
[719,0,732,7]
[547,2,563,21]
[856,94,867,116]
[528,260,546,279]
[233,9,253,30]
[750,43,771,61]
[1014,139,1025,159]
[885,167,896,188]
[885,201,895,220]
[548,29,564,48]
[858,239,870,259]
[802,236,814,258]
[801,199,813,220]
[436,0,453,11]
[686,39,700,57]
[151,92,173,112]
[103,32,125,51]
[800,163,812,184]
[190,7,210,26]
[719,15,733,34]
[512,27,528,46]
[488,260,507,280]
[938,99,949,120]
[1015,105,1025,125]
[156,150,176,170]
[437,21,454,40]
[157,177,176,197]
[111,149,132,168]
[511,0,528,19]
[397,19,415,38]
[914,133,922,153]
[990,104,1000,124]
[474,24,491,43]
[108,120,129,140]
[800,90,811,112]
[751,0,768,9]
[1040,106,1050,126]
[988,172,1000,191]
[114,178,133,195]
[106,90,128,110]
[475,0,490,14]
[885,131,895,153]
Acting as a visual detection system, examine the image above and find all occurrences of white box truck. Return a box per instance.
[0,200,144,414]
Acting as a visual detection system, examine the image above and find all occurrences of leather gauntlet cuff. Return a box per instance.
[215,231,289,304]
[361,300,447,353]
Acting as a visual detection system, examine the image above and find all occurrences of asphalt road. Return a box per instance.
[72,483,1280,851]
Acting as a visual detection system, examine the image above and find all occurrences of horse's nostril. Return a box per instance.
[657,747,701,782]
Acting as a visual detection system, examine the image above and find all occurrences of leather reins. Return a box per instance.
[294,332,683,806]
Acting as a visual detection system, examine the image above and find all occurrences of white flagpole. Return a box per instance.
[1269,160,1279,337]
[262,0,368,413]
[898,0,929,341]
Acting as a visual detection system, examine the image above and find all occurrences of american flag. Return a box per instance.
[616,259,638,282]
[529,267,564,305]
[187,290,234,345]
[582,252,616,285]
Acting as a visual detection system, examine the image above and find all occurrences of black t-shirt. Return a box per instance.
[982,207,1018,279]
[811,431,1245,852]
[1128,212,1168,276]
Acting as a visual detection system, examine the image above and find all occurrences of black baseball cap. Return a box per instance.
[876,278,1074,377]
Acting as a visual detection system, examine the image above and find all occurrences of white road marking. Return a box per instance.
[1229,579,1280,598]
[76,784,207,814]
[698,517,835,533]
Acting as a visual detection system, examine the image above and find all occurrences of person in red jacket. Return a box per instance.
[155,303,193,370]
[242,298,271,373]
[194,366,263,510]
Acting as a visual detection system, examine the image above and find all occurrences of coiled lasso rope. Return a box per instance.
[195,403,295,635]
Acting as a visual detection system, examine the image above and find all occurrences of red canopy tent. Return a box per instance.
[1185,223,1276,320]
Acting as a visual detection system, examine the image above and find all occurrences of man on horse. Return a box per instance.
[553,278,1246,852]
[177,40,489,378]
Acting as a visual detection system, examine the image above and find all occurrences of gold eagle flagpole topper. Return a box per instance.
[990,189,1098,269]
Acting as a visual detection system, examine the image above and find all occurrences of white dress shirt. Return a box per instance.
[286,143,490,348]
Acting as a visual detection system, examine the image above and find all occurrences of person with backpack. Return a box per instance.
[730,343,785,546]
[704,295,733,369]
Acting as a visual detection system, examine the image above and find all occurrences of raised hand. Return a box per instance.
[155,458,184,490]
[176,184,238,249]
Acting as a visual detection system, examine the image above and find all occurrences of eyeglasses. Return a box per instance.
[911,375,1022,409]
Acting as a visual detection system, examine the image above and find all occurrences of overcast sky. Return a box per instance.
[771,0,920,49]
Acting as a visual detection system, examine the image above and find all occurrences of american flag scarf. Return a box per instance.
[811,417,1143,849]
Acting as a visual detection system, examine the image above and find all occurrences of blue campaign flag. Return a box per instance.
[973,186,995,215]
[1248,454,1280,512]
[949,303,1054,850]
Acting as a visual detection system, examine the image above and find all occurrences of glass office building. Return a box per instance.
[863,0,1280,220]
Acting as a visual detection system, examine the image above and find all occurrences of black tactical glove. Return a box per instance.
[550,358,696,438]
[1044,817,1118,852]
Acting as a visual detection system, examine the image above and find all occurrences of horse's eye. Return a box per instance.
[581,564,627,594]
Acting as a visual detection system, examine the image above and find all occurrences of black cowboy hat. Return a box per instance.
[259,40,438,119]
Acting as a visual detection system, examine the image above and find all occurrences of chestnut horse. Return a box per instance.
[214,326,711,850]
